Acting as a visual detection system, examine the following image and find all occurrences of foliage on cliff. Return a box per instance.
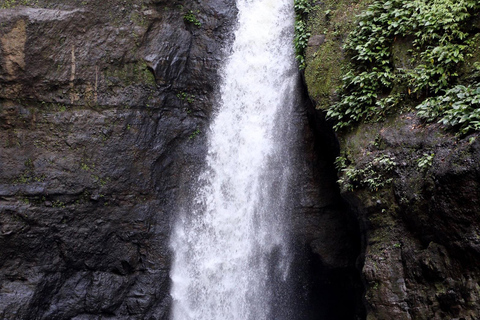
[304,1,480,319]
[304,0,480,133]
[294,0,312,69]
[327,0,480,131]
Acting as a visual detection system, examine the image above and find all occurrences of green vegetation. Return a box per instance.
[39,101,68,112]
[184,10,201,27]
[189,128,201,140]
[93,175,110,187]
[52,200,66,208]
[177,91,195,104]
[335,153,397,192]
[104,61,156,87]
[13,158,46,184]
[417,83,480,135]
[294,0,312,69]
[417,152,435,170]
[323,0,480,131]
[0,0,38,9]
[304,41,342,109]
[303,0,373,109]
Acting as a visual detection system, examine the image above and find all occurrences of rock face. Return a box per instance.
[0,0,237,318]
[303,0,480,319]
[287,87,364,320]
[339,118,480,319]
[0,0,366,319]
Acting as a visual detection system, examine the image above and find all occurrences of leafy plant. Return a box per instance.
[189,128,201,140]
[294,0,312,69]
[336,154,397,192]
[334,155,347,171]
[417,83,480,134]
[52,200,66,208]
[184,10,201,27]
[325,0,480,131]
[80,162,92,171]
[177,91,195,104]
[294,0,311,15]
[417,152,435,170]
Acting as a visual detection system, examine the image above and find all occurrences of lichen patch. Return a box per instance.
[0,19,26,80]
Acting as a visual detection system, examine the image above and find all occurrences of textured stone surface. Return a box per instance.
[0,0,366,319]
[338,117,480,320]
[290,88,365,320]
[0,0,237,318]
[303,0,480,319]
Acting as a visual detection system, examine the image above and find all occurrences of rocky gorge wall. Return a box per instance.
[0,0,364,319]
[0,0,238,318]
[8,0,476,318]
[303,0,480,319]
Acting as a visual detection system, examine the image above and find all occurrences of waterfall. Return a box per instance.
[170,0,300,319]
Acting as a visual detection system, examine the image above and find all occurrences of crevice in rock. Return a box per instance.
[299,74,367,320]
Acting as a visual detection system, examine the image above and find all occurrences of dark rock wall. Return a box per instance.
[303,0,480,319]
[333,117,480,320]
[0,0,237,318]
[0,0,366,319]
[291,84,365,320]
[345,119,480,320]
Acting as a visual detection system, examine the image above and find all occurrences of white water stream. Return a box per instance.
[170,0,299,319]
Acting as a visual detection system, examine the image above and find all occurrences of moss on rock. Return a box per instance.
[304,40,342,109]
[304,0,372,110]
[304,1,480,318]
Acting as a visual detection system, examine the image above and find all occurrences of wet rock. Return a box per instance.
[307,34,326,50]
[0,0,236,319]
[303,0,480,318]
[1,0,366,319]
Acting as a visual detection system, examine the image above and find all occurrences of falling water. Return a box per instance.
[170,0,300,319]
